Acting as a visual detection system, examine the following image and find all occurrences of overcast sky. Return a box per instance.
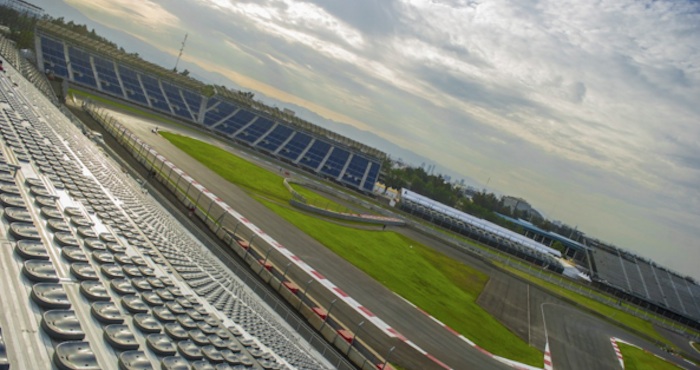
[32,0,700,281]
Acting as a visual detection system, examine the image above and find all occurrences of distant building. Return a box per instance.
[503,196,530,212]
[503,196,543,220]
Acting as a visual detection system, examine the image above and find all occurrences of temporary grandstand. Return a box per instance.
[398,188,566,273]
[588,240,700,329]
[0,35,343,369]
[34,20,385,193]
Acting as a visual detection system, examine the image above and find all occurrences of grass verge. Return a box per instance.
[618,343,681,370]
[161,132,347,210]
[160,132,543,366]
[261,200,543,366]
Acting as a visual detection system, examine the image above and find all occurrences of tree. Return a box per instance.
[551,241,566,254]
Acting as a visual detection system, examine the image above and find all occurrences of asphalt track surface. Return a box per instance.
[93,106,513,370]
[84,102,698,370]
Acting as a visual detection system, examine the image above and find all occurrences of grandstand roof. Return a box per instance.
[401,188,563,258]
[36,21,387,161]
[37,21,206,93]
[497,214,589,251]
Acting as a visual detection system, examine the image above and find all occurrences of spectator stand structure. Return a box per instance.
[398,188,566,274]
[588,242,700,330]
[83,102,403,370]
[34,21,384,195]
[0,53,335,370]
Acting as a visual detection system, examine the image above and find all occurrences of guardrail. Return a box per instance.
[284,178,404,226]
[83,102,399,370]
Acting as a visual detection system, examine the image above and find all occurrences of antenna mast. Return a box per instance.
[173,33,188,72]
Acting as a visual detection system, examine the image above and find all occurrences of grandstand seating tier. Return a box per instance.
[0,55,330,369]
[34,31,383,193]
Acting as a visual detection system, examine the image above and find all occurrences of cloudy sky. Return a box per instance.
[32,0,699,280]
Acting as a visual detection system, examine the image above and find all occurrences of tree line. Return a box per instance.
[382,160,583,238]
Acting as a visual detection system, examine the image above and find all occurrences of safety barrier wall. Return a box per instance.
[84,100,700,368]
[288,199,405,226]
[284,178,405,226]
[84,102,404,370]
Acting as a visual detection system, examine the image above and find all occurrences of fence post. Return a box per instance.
[259,247,273,274]
[380,346,395,370]
[320,299,337,332]
[297,279,314,310]
[214,212,228,234]
[348,320,365,354]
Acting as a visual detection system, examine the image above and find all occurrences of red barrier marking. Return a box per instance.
[425,353,451,369]
[474,345,493,357]
[444,325,459,336]
[337,329,353,343]
[282,281,299,294]
[237,240,250,250]
[333,287,349,297]
[358,306,375,317]
[386,328,406,341]
[376,364,396,370]
[310,270,326,280]
[290,255,301,261]
[312,307,328,319]
[258,259,272,271]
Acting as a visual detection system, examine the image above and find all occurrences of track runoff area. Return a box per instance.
[83,98,694,370]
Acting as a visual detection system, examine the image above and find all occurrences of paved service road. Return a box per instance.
[543,303,620,370]
[94,105,514,370]
[85,103,699,370]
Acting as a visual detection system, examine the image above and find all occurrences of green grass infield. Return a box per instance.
[160,132,543,366]
[618,343,681,370]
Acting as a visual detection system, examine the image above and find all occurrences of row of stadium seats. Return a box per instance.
[592,248,700,320]
[0,57,329,369]
[0,35,58,106]
[36,33,381,192]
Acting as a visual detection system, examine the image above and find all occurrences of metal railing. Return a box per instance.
[83,102,393,370]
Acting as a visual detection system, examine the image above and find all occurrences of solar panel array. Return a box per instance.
[0,53,330,369]
[592,247,700,322]
[35,32,381,193]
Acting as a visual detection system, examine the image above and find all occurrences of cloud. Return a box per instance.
[51,0,700,280]
[65,0,180,31]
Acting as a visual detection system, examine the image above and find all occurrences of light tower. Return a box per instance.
[173,33,188,72]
